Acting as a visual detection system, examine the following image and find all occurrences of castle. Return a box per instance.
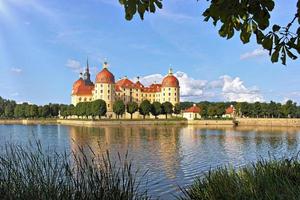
[71,61,180,113]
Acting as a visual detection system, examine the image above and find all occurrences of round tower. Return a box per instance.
[94,62,115,112]
[161,68,180,105]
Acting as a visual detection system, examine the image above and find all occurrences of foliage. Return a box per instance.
[113,100,126,119]
[0,142,150,200]
[120,0,300,65]
[139,100,151,119]
[92,99,107,119]
[127,102,139,119]
[180,157,300,200]
[150,102,162,119]
[174,103,182,115]
[161,102,173,119]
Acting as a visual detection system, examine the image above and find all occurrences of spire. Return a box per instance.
[86,57,89,72]
[103,58,108,69]
[168,67,173,75]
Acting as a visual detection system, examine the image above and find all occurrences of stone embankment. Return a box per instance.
[1,118,300,127]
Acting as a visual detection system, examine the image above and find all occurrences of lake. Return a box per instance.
[1,124,300,199]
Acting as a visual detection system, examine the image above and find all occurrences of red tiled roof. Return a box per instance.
[226,106,234,114]
[162,75,179,87]
[116,78,135,89]
[184,105,201,113]
[95,68,115,84]
[72,78,94,96]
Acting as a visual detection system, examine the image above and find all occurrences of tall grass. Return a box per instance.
[0,142,150,200]
[180,157,300,200]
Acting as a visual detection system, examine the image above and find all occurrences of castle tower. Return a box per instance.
[94,61,115,112]
[161,68,180,105]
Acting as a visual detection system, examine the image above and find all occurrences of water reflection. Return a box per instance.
[1,124,300,199]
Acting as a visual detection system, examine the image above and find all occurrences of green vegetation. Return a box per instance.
[181,157,300,200]
[180,100,300,119]
[139,100,151,119]
[1,141,300,199]
[120,0,300,65]
[0,142,149,200]
[150,101,162,119]
[113,100,126,119]
[2,95,300,120]
[127,102,139,119]
[162,102,173,119]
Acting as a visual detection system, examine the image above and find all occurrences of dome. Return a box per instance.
[95,68,115,84]
[72,78,94,96]
[162,75,179,88]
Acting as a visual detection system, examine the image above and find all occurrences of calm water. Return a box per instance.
[1,124,300,199]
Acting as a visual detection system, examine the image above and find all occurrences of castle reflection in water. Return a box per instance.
[67,125,300,181]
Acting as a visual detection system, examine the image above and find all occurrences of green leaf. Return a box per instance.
[286,48,297,60]
[271,48,280,63]
[280,47,287,65]
[272,24,281,32]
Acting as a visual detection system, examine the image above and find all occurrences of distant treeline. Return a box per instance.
[0,96,299,119]
[180,101,300,118]
[0,96,181,119]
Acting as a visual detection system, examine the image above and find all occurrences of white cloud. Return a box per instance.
[221,75,264,102]
[131,71,264,103]
[11,67,22,73]
[66,59,83,73]
[240,48,268,60]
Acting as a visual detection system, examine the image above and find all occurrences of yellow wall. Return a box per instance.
[93,83,115,112]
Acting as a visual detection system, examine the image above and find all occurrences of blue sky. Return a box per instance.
[0,0,299,105]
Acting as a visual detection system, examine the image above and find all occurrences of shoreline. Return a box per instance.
[1,118,300,127]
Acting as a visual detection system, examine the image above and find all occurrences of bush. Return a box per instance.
[0,142,150,200]
[180,157,300,200]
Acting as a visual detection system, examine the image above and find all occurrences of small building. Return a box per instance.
[223,105,235,118]
[183,104,201,120]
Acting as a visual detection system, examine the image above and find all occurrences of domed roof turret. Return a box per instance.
[162,68,179,88]
[95,62,115,84]
[72,76,94,96]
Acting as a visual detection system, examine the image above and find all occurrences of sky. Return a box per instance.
[0,0,299,105]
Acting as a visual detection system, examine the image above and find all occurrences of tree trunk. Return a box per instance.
[131,114,133,119]
[165,114,168,119]
[143,115,145,119]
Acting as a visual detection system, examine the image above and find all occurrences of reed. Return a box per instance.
[0,141,150,200]
[180,157,300,200]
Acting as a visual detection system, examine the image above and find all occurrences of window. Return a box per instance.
[163,93,165,96]
[84,98,87,101]
[79,97,82,102]
[169,93,171,96]
[175,93,176,96]
[163,98,165,101]
[108,95,110,100]
[169,88,171,91]
[100,84,103,87]
[108,90,110,93]
[108,104,110,108]
[100,90,103,93]
[136,94,138,97]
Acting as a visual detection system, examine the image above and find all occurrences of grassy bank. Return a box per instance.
[0,142,149,200]
[181,158,300,200]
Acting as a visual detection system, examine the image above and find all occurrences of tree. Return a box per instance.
[39,105,51,118]
[49,104,60,117]
[4,103,15,118]
[29,105,39,118]
[282,100,297,118]
[14,104,25,118]
[113,100,125,119]
[139,100,151,119]
[60,105,69,119]
[151,102,162,119]
[161,102,173,119]
[76,102,86,118]
[174,103,182,115]
[120,0,300,65]
[126,102,138,119]
[92,100,107,119]
[200,104,208,118]
[207,105,217,118]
